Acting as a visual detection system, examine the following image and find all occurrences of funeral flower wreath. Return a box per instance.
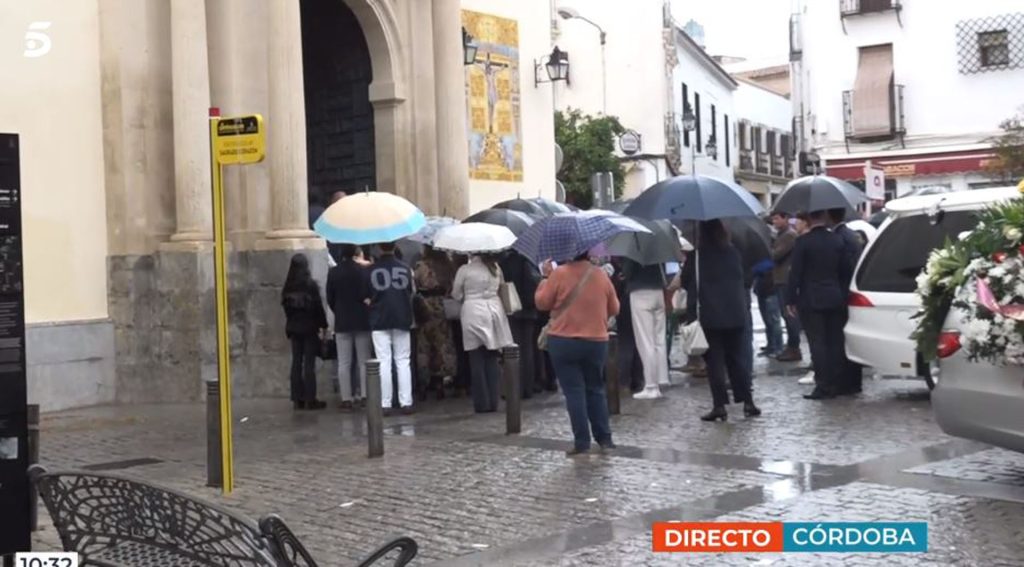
[913,180,1024,365]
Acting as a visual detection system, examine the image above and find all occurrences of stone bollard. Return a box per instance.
[205,381,222,488]
[503,344,521,435]
[27,404,39,531]
[366,360,384,458]
[605,332,620,415]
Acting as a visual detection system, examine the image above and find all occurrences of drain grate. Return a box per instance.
[82,457,163,471]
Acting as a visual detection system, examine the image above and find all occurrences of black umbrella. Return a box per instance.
[492,198,561,217]
[530,197,573,216]
[624,175,765,221]
[463,208,537,237]
[772,175,868,215]
[605,219,681,266]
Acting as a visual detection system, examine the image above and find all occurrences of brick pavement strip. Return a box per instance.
[28,372,1024,565]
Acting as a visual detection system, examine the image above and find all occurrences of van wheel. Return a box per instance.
[916,354,939,390]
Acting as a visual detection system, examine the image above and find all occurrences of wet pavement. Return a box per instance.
[29,331,1024,565]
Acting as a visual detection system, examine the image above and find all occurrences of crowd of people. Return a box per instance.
[283,200,868,454]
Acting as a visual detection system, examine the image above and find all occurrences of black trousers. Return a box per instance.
[703,327,753,408]
[289,335,318,403]
[801,308,846,395]
[451,322,471,391]
[837,307,863,392]
[469,348,501,413]
[616,326,644,392]
[509,317,541,398]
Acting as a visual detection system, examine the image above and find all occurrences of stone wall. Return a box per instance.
[109,248,329,404]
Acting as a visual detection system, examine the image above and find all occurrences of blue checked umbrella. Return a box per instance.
[513,213,651,264]
[406,216,459,244]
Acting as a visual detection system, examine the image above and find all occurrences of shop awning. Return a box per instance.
[825,149,1000,180]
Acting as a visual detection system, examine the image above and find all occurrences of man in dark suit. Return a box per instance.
[829,209,866,395]
[786,211,853,400]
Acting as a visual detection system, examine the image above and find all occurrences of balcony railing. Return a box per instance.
[737,144,796,179]
[789,14,802,62]
[739,150,754,172]
[840,0,901,17]
[842,83,906,147]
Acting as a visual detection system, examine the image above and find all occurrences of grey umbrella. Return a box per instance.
[773,175,868,215]
[605,219,681,266]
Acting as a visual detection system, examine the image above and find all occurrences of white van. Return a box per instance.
[844,186,1021,389]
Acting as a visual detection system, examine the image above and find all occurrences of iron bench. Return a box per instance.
[28,465,417,567]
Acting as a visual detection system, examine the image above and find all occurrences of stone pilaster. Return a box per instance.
[432,0,471,218]
[167,0,213,245]
[260,0,320,249]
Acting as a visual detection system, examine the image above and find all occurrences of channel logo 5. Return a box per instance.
[24,22,52,58]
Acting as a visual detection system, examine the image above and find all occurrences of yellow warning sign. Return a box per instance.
[214,115,265,165]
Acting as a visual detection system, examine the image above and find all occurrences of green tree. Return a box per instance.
[988,107,1024,180]
[554,109,626,209]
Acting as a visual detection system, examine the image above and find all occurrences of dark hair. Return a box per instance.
[771,211,790,220]
[424,246,455,287]
[283,253,313,294]
[699,219,730,246]
[809,210,830,224]
[795,212,810,223]
[379,242,396,254]
[827,208,846,224]
[338,244,361,261]
[480,254,500,277]
[573,253,590,262]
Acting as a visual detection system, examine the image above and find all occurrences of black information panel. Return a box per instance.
[0,133,29,557]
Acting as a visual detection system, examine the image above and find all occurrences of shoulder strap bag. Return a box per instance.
[538,266,595,351]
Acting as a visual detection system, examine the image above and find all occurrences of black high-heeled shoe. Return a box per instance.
[700,407,728,422]
[744,402,762,417]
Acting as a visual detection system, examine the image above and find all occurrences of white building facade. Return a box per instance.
[791,0,1024,198]
[732,78,796,205]
[552,0,739,199]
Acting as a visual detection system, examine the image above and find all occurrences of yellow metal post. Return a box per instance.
[209,110,235,494]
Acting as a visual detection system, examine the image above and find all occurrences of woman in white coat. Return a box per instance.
[452,254,514,413]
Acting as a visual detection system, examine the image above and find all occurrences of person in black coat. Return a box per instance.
[683,220,761,422]
[787,211,855,400]
[282,253,328,410]
[829,209,866,395]
[326,245,372,409]
[499,252,543,398]
[611,259,644,392]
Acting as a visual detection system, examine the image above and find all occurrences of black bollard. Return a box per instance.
[366,360,384,458]
[205,381,222,488]
[27,404,39,531]
[605,332,620,415]
[503,344,521,435]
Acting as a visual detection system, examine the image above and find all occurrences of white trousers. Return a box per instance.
[336,332,371,402]
[630,289,669,388]
[371,329,413,409]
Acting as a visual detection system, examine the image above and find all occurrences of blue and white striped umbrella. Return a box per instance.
[314,192,426,245]
[513,213,651,264]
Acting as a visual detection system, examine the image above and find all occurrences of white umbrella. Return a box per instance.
[314,191,425,245]
[847,219,878,244]
[433,223,517,254]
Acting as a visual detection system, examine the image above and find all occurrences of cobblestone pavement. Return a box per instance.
[29,332,1024,565]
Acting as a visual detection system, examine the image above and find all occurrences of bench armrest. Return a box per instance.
[356,537,418,567]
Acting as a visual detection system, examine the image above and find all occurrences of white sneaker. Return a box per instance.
[798,372,815,385]
[633,387,663,400]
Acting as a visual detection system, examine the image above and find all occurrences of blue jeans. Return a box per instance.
[547,336,612,451]
[777,286,802,349]
[757,289,784,354]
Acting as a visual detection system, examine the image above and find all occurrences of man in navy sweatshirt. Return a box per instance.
[364,242,416,415]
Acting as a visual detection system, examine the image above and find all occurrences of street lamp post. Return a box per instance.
[558,7,607,114]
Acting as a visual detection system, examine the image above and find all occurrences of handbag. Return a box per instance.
[498,278,522,316]
[318,336,337,361]
[538,266,596,351]
[680,250,708,356]
[442,298,462,320]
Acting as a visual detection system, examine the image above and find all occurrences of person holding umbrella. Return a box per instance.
[682,221,761,421]
[437,223,518,413]
[516,214,645,455]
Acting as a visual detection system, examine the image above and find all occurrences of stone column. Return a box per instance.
[260,0,320,247]
[168,0,213,244]
[432,0,471,218]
